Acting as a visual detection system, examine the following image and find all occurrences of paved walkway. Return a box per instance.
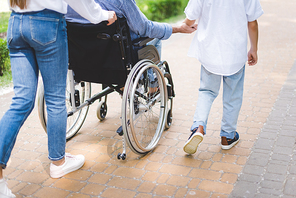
[0,0,296,197]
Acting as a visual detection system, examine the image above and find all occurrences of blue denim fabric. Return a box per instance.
[191,65,245,139]
[66,0,172,41]
[0,9,68,168]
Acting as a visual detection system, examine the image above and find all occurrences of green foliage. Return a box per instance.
[137,0,188,21]
[0,12,10,33]
[0,38,10,77]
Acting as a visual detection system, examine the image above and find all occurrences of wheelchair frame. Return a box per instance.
[37,18,175,160]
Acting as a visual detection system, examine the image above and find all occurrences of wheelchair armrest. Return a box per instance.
[132,37,154,47]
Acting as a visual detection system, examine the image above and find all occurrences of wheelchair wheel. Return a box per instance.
[96,100,107,121]
[37,74,91,140]
[122,60,168,155]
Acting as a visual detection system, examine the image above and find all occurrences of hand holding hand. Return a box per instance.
[179,23,197,33]
[107,11,117,25]
[172,18,197,34]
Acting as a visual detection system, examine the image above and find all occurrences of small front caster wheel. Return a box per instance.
[96,101,107,121]
[117,153,126,160]
[121,153,126,160]
[117,153,121,160]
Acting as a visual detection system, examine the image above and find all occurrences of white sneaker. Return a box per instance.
[50,153,85,178]
[0,179,16,198]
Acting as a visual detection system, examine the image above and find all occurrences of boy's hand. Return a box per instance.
[107,11,117,25]
[247,20,259,66]
[247,49,258,66]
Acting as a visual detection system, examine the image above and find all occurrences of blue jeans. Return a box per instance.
[0,10,68,168]
[146,38,161,88]
[191,65,245,139]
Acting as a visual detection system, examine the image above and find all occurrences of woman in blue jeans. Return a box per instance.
[0,0,116,197]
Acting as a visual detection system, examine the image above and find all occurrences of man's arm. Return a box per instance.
[247,20,259,66]
[172,18,197,33]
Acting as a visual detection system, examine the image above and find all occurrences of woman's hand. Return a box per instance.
[107,11,117,25]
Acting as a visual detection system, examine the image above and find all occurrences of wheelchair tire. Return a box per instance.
[37,75,91,140]
[122,60,168,155]
[165,99,173,129]
[96,101,107,121]
[164,78,173,129]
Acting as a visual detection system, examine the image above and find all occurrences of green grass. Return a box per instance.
[0,69,12,87]
[0,12,11,88]
[0,12,10,33]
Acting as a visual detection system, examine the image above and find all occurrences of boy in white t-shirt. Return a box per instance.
[183,0,264,154]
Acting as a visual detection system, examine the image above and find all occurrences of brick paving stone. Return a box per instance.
[254,194,280,198]
[199,180,233,194]
[284,179,296,196]
[260,180,284,190]
[189,169,221,180]
[80,183,105,196]
[230,181,258,198]
[107,177,141,190]
[259,188,282,196]
[137,181,156,193]
[263,173,286,182]
[52,178,86,191]
[153,184,177,197]
[102,187,137,198]
[185,189,211,198]
[247,152,270,166]
[34,187,70,198]
[18,184,41,196]
[221,173,238,184]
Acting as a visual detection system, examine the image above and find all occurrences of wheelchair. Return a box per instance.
[37,18,175,160]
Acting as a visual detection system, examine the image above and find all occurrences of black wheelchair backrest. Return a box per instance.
[67,18,134,85]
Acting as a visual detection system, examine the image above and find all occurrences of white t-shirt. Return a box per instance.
[185,0,264,75]
[8,0,109,24]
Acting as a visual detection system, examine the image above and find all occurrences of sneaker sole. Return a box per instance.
[221,139,240,150]
[183,133,203,154]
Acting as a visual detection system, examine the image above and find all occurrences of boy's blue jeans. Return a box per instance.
[0,10,68,168]
[191,65,245,139]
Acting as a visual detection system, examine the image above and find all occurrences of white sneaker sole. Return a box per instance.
[0,192,16,198]
[183,133,203,154]
[221,139,240,150]
[50,161,84,178]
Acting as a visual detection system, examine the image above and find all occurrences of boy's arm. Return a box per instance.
[172,18,197,33]
[248,20,259,66]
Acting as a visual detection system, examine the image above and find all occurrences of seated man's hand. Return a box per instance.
[107,11,117,25]
[172,23,197,34]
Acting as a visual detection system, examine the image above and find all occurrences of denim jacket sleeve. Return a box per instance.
[122,0,172,40]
